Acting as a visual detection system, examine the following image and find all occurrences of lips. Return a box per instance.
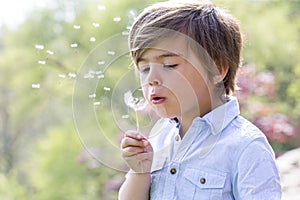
[151,95,166,104]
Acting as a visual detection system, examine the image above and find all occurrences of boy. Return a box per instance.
[119,0,281,199]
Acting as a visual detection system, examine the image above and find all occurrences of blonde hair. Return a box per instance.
[129,0,242,95]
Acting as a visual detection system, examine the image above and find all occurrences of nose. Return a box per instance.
[147,67,162,86]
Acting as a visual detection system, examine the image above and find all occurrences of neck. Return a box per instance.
[177,96,224,138]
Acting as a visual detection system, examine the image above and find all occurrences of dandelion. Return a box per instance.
[124,90,147,131]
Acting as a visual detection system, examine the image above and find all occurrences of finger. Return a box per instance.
[121,136,145,149]
[124,131,145,140]
[142,139,153,153]
[122,146,145,157]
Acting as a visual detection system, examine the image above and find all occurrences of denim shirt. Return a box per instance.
[148,97,281,200]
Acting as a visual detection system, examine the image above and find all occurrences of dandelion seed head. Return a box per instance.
[124,90,147,111]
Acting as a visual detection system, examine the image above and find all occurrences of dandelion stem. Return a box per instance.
[135,111,140,132]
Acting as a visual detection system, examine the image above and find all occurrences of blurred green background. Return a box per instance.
[0,0,299,199]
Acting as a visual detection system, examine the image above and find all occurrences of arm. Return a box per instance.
[233,138,282,200]
[118,131,153,200]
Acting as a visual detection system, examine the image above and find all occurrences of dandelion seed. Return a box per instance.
[89,37,96,42]
[113,17,121,22]
[107,51,115,56]
[84,74,94,79]
[124,90,148,131]
[38,60,46,65]
[93,101,101,106]
[73,25,81,29]
[122,31,129,36]
[122,114,130,119]
[46,50,54,55]
[35,44,44,50]
[104,87,111,92]
[95,70,102,75]
[97,74,105,79]
[58,74,66,78]
[89,70,96,74]
[70,43,78,48]
[68,72,77,78]
[97,5,106,11]
[126,26,131,30]
[97,60,105,65]
[32,83,40,89]
[92,23,100,28]
[89,93,96,98]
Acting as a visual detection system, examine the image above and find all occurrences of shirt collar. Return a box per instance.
[201,96,240,135]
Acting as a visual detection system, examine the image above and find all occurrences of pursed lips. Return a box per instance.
[150,94,166,104]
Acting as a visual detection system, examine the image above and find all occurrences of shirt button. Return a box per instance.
[175,135,180,141]
[200,177,206,184]
[170,168,177,175]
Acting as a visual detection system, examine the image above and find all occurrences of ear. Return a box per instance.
[213,65,229,84]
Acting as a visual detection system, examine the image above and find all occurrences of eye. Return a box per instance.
[139,65,150,73]
[163,64,178,69]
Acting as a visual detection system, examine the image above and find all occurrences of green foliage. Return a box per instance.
[0,172,27,200]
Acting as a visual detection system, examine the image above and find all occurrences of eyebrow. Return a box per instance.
[136,52,181,64]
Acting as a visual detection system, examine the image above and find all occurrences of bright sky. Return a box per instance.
[0,0,49,28]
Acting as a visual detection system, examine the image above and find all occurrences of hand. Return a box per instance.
[120,131,153,173]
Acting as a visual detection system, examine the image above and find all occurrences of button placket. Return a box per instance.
[162,163,180,199]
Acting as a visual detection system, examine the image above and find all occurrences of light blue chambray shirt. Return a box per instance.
[148,96,281,200]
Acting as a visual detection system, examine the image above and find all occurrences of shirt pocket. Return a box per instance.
[182,168,227,200]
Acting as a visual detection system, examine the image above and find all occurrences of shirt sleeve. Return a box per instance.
[233,138,282,200]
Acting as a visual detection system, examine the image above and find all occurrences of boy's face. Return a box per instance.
[136,36,215,121]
